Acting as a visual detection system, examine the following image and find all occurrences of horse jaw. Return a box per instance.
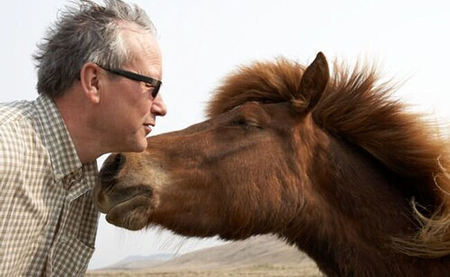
[95,152,169,230]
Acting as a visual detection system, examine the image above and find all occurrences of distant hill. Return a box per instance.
[104,253,175,270]
[95,234,318,271]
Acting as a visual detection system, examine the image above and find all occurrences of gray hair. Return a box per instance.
[33,0,156,98]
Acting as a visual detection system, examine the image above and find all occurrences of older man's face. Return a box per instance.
[99,26,167,153]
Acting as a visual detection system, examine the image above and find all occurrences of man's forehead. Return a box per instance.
[119,25,162,78]
[121,26,157,49]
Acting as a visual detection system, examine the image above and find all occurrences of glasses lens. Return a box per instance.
[99,64,162,99]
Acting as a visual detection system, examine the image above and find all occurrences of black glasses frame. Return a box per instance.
[98,65,162,98]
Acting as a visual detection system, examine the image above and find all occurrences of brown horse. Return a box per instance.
[94,53,450,276]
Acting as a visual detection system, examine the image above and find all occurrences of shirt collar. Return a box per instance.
[33,95,84,180]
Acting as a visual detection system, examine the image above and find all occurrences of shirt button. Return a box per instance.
[74,169,83,180]
[60,235,68,243]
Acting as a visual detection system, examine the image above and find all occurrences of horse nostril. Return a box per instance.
[113,153,126,170]
[99,153,126,183]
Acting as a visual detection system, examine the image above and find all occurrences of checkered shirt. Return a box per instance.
[0,95,99,276]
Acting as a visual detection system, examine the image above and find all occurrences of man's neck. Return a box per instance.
[53,87,104,164]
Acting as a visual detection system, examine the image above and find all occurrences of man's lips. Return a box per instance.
[143,123,154,135]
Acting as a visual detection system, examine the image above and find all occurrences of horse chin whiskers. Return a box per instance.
[104,190,156,231]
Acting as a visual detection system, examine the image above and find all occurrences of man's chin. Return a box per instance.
[133,139,148,152]
[118,138,147,153]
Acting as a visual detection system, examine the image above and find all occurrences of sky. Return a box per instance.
[0,0,449,270]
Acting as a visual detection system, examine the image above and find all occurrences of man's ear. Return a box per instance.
[293,52,329,112]
[80,63,101,104]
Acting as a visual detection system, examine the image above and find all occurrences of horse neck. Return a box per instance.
[286,130,449,276]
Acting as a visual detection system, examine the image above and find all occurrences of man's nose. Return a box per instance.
[151,94,167,116]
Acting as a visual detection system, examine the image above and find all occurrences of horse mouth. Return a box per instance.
[95,184,156,230]
[105,194,155,230]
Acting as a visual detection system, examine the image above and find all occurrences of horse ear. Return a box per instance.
[294,52,329,112]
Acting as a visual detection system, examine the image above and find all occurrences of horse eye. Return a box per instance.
[261,99,274,104]
[231,118,261,129]
[232,118,247,126]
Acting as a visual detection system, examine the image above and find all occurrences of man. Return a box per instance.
[0,0,166,275]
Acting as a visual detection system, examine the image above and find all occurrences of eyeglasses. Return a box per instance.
[98,64,162,98]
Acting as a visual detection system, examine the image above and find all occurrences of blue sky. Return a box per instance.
[1,0,449,269]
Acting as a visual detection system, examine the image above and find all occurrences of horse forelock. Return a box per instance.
[206,58,305,118]
[207,57,450,257]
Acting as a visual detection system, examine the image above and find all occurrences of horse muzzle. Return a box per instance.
[94,153,156,230]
